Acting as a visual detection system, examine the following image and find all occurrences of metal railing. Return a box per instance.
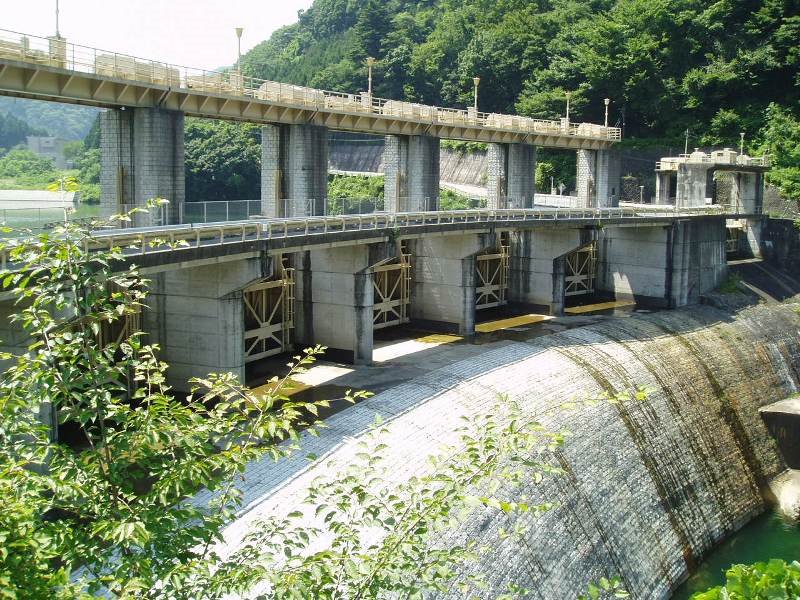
[0,28,622,142]
[180,200,261,224]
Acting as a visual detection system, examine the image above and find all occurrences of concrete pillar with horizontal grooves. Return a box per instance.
[261,123,328,217]
[576,149,596,208]
[486,143,507,209]
[507,143,536,208]
[384,134,439,212]
[101,107,185,224]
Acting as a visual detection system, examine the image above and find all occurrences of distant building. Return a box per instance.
[26,135,69,169]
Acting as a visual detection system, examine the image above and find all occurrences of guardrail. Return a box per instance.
[0,204,742,268]
[0,28,621,142]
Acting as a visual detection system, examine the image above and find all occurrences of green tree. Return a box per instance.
[756,103,800,201]
[692,559,800,599]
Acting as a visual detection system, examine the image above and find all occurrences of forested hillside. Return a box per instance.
[0,97,98,141]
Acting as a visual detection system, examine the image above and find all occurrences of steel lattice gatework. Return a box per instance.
[243,259,295,363]
[372,241,411,330]
[475,231,510,310]
[564,241,597,297]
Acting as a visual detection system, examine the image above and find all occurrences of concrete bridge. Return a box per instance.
[0,29,621,217]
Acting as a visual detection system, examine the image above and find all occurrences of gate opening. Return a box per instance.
[564,241,597,299]
[476,231,510,310]
[243,257,295,365]
[372,240,411,330]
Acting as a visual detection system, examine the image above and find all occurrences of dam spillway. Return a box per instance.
[211,303,798,598]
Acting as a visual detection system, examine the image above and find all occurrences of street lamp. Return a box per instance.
[639,185,645,203]
[235,27,244,73]
[565,91,572,125]
[740,131,745,156]
[55,0,60,38]
[604,98,610,128]
[473,76,480,111]
[366,56,376,95]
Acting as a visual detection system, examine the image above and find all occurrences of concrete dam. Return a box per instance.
[213,301,797,598]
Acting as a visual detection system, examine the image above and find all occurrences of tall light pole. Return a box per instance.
[604,98,610,128]
[366,56,376,95]
[473,77,480,111]
[565,91,571,125]
[235,27,244,73]
[55,0,60,37]
[739,131,745,156]
[684,128,689,155]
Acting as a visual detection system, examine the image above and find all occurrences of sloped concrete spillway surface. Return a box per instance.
[208,304,799,598]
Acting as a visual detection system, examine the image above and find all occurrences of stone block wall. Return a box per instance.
[507,144,536,208]
[100,108,134,213]
[576,149,596,207]
[486,143,507,209]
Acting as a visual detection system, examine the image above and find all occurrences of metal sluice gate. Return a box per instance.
[243,258,295,363]
[476,231,510,310]
[564,241,597,297]
[372,240,412,330]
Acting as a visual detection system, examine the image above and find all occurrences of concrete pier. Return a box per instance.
[261,124,328,217]
[143,257,264,391]
[410,234,490,335]
[576,149,617,208]
[384,134,440,212]
[100,107,185,223]
[487,143,536,209]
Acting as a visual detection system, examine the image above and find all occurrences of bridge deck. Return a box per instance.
[0,206,745,273]
[0,29,619,149]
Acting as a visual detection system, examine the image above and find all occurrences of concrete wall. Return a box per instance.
[509,229,585,314]
[598,218,727,307]
[261,124,328,217]
[676,163,709,208]
[411,233,490,334]
[100,107,185,223]
[143,258,264,391]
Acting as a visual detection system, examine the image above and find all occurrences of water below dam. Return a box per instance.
[212,300,800,599]
[672,507,800,598]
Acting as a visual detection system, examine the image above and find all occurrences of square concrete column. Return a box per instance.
[576,149,596,208]
[676,163,710,208]
[143,258,263,392]
[384,134,439,212]
[486,143,508,209]
[507,143,536,208]
[509,229,584,315]
[411,234,488,335]
[298,245,374,364]
[260,124,328,217]
[100,107,185,224]
[655,171,673,204]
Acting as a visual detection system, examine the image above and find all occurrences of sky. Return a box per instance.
[3,0,314,71]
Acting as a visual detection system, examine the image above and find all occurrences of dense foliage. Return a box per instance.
[185,118,262,201]
[0,148,58,188]
[692,559,800,599]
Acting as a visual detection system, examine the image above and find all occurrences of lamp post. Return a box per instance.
[639,185,645,203]
[473,76,480,111]
[684,128,689,155]
[565,91,571,125]
[55,0,60,38]
[366,56,376,95]
[235,27,243,73]
[739,131,745,156]
[604,98,610,128]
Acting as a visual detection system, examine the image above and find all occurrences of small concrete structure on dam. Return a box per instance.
[0,27,796,600]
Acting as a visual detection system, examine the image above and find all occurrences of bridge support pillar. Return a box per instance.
[597,219,726,308]
[577,149,617,207]
[384,135,439,212]
[143,257,264,392]
[100,107,184,223]
[410,234,487,335]
[297,245,374,364]
[261,124,328,218]
[509,229,587,315]
[487,143,536,209]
